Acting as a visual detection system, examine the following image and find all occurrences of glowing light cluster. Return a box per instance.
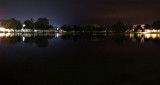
[0,33,11,37]
[0,27,11,32]
[130,33,160,40]
[145,29,158,33]
[0,27,6,32]
[144,34,158,39]
[130,33,160,43]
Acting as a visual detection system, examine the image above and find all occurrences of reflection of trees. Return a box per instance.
[25,36,53,48]
[61,33,108,41]
[0,36,22,45]
[60,33,132,44]
[60,33,72,40]
[109,34,131,45]
[0,34,54,48]
[3,33,160,47]
[80,33,107,41]
[133,34,151,43]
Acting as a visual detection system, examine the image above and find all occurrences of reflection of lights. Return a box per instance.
[132,38,136,42]
[131,33,160,39]
[144,34,157,39]
[145,34,150,39]
[141,38,144,43]
[56,33,59,38]
[137,34,142,38]
[158,34,160,38]
[130,33,160,43]
[0,33,5,37]
[130,34,134,38]
[0,33,11,37]
[0,33,10,37]
[5,33,10,37]
[152,34,157,39]
[22,37,25,42]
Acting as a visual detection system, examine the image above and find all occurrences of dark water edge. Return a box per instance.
[0,33,160,85]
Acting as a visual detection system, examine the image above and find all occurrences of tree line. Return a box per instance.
[61,22,133,32]
[1,18,160,32]
[61,20,160,32]
[0,18,54,31]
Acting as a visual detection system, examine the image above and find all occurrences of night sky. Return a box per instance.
[1,0,160,27]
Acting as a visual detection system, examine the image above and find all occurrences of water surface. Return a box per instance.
[1,33,160,85]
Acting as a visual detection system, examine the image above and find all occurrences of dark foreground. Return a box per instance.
[0,33,160,85]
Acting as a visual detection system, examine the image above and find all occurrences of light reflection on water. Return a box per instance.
[0,33,62,48]
[1,33,160,39]
[130,33,160,39]
[0,33,61,37]
[130,33,160,43]
[0,33,160,47]
[1,32,160,85]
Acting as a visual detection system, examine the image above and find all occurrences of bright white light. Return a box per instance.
[21,29,24,32]
[22,37,25,42]
[6,29,10,32]
[0,27,6,32]
[5,33,10,37]
[0,33,5,37]
[23,24,26,28]
[56,33,59,38]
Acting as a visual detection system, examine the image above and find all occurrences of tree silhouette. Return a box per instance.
[24,19,35,30]
[0,18,22,30]
[61,25,72,31]
[35,18,50,30]
[112,22,126,32]
[152,20,160,30]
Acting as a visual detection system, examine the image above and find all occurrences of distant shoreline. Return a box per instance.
[0,31,160,34]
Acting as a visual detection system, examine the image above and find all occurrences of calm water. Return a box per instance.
[1,32,160,85]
